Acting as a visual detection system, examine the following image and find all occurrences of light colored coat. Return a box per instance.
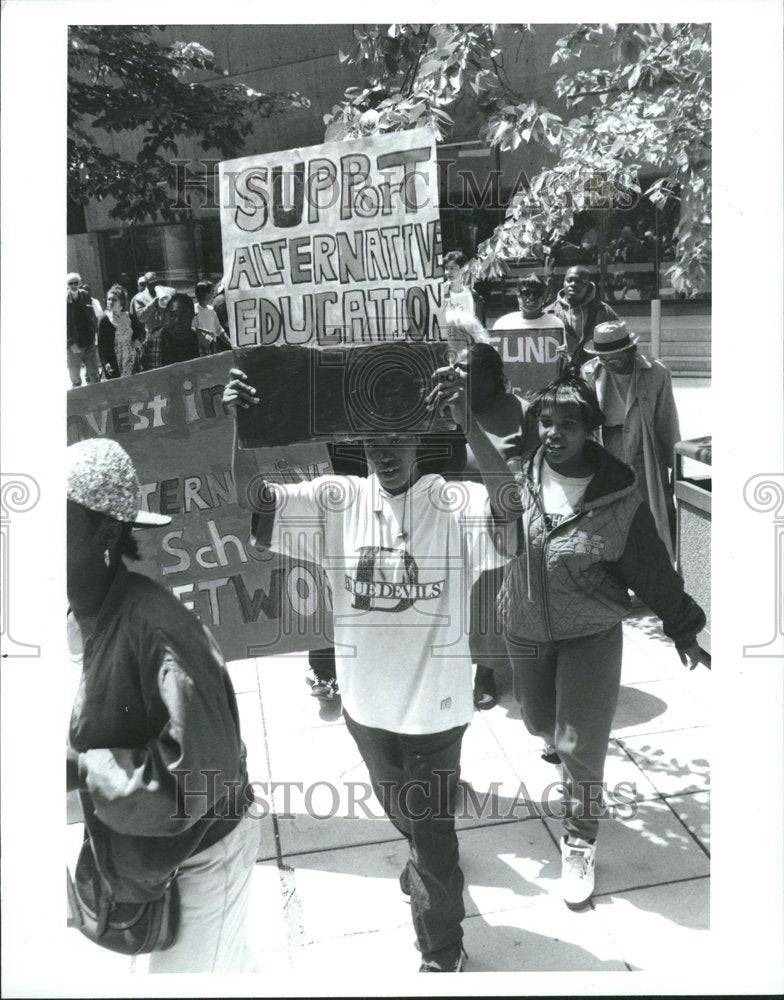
[581,352,681,561]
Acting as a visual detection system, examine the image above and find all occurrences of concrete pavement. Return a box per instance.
[63,610,712,982]
[62,379,712,984]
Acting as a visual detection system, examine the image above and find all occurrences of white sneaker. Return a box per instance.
[560,836,596,910]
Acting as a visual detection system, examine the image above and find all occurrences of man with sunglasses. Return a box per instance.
[494,274,565,335]
[66,272,101,388]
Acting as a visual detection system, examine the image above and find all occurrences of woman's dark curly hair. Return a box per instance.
[531,374,605,430]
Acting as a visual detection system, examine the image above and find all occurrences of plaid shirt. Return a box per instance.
[141,326,218,371]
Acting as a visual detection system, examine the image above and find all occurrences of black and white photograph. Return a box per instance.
[1,2,782,996]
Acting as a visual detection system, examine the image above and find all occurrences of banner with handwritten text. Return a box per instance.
[219,127,445,347]
[67,355,334,660]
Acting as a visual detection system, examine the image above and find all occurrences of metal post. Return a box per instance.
[650,297,661,359]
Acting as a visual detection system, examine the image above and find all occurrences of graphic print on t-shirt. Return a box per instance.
[346,546,445,613]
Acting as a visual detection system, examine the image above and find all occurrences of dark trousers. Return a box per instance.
[343,711,466,963]
[506,624,623,841]
[307,647,336,681]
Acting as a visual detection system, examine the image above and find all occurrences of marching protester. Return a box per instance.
[494,273,567,340]
[223,362,521,973]
[66,272,101,388]
[194,280,232,351]
[444,250,486,326]
[548,265,618,370]
[581,320,681,559]
[305,441,368,708]
[500,374,705,910]
[212,280,231,336]
[141,292,220,370]
[130,270,154,323]
[133,271,174,340]
[80,282,105,324]
[494,272,571,375]
[97,284,144,379]
[66,438,257,972]
[447,339,538,711]
[445,334,559,760]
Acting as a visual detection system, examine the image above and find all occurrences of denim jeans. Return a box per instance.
[343,711,466,964]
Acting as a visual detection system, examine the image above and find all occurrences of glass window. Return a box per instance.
[99,229,136,299]
[131,226,166,278]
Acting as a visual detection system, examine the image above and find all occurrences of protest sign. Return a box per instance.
[485,326,562,397]
[219,127,445,347]
[67,355,336,660]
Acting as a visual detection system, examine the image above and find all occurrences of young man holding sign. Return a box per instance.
[224,363,520,973]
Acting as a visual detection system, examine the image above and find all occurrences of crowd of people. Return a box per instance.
[66,253,704,973]
[66,270,231,387]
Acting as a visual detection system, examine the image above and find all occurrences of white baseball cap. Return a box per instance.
[67,438,170,526]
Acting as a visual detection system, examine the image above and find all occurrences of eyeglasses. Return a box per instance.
[519,288,544,298]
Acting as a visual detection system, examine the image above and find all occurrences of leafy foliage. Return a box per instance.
[327,23,711,296]
[323,24,562,147]
[68,25,310,224]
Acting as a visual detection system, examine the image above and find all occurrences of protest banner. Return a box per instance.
[219,127,445,347]
[485,326,563,397]
[67,355,336,661]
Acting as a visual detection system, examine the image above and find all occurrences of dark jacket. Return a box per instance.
[548,284,618,369]
[97,314,144,377]
[499,441,705,646]
[66,291,97,350]
[69,565,249,902]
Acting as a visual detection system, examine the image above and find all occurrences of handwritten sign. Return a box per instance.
[219,128,445,347]
[67,356,336,660]
[486,327,562,396]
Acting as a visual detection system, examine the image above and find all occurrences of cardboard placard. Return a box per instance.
[67,355,335,660]
[487,326,563,397]
[219,128,445,347]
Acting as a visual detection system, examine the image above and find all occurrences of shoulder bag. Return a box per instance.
[67,834,179,955]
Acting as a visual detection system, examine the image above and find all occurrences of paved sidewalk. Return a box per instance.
[230,610,710,976]
[65,608,710,979]
[62,378,712,981]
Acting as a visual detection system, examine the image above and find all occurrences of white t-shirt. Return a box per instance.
[493,311,566,337]
[263,474,507,734]
[540,460,593,530]
[193,303,224,338]
[445,287,475,317]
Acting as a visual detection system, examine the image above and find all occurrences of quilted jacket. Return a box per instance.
[500,441,705,647]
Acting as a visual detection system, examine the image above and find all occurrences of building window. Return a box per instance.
[67,200,87,236]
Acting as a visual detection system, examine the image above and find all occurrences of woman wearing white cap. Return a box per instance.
[66,438,257,972]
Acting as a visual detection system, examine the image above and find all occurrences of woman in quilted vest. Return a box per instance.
[500,375,705,912]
